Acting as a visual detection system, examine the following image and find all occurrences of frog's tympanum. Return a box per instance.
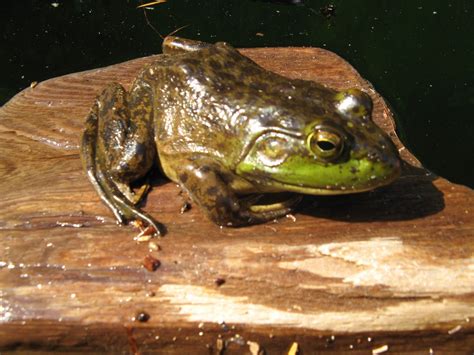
[81,36,400,235]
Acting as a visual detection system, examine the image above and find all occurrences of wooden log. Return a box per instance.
[0,46,473,353]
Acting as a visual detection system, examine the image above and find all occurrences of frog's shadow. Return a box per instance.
[298,162,445,222]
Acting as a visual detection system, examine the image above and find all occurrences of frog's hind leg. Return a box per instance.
[81,83,163,235]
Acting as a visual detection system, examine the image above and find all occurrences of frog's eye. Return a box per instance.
[307,129,344,161]
[256,136,289,167]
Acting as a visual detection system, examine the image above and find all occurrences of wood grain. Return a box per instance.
[0,47,473,353]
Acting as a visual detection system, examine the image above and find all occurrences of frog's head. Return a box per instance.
[236,88,401,195]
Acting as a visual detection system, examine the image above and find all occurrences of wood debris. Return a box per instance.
[148,241,161,251]
[214,277,226,287]
[372,344,389,354]
[134,224,157,242]
[247,340,264,355]
[216,338,225,354]
[288,342,299,355]
[135,311,150,322]
[447,324,462,335]
[143,255,161,271]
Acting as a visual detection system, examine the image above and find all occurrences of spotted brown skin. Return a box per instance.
[81,36,401,234]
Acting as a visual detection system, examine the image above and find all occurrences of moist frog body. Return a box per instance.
[81,36,401,234]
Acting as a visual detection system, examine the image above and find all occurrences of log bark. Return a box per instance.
[0,47,473,353]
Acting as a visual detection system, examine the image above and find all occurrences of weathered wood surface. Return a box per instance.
[0,47,473,354]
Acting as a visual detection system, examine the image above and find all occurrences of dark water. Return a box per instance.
[1,0,473,188]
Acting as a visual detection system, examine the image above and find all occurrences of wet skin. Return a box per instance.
[81,36,401,235]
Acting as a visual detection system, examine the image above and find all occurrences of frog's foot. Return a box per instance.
[174,159,303,227]
[81,83,163,235]
[87,162,164,236]
[233,194,302,225]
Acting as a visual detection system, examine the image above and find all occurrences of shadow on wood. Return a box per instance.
[302,164,445,223]
[0,46,473,353]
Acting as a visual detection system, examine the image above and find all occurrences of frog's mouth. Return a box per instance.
[241,165,399,215]
[256,170,400,195]
[237,156,401,196]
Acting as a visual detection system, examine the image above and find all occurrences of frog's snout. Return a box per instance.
[363,138,402,186]
[381,150,401,182]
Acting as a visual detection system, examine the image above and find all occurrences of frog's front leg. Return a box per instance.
[81,82,163,234]
[173,158,297,227]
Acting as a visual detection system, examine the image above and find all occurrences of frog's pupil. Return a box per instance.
[317,140,335,151]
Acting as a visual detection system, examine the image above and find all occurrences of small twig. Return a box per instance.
[137,0,167,9]
[139,0,190,41]
[143,9,164,39]
[166,24,190,37]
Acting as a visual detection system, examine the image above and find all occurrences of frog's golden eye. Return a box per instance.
[307,129,344,161]
[256,136,289,167]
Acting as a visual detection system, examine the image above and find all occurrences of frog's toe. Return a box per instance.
[248,194,302,213]
[131,181,152,205]
[115,180,151,205]
[111,194,164,236]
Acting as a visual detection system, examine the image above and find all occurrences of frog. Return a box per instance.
[81,36,401,235]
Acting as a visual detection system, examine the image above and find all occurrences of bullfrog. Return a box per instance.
[81,36,400,235]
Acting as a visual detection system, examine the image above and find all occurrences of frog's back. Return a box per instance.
[146,40,336,170]
[145,42,265,166]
